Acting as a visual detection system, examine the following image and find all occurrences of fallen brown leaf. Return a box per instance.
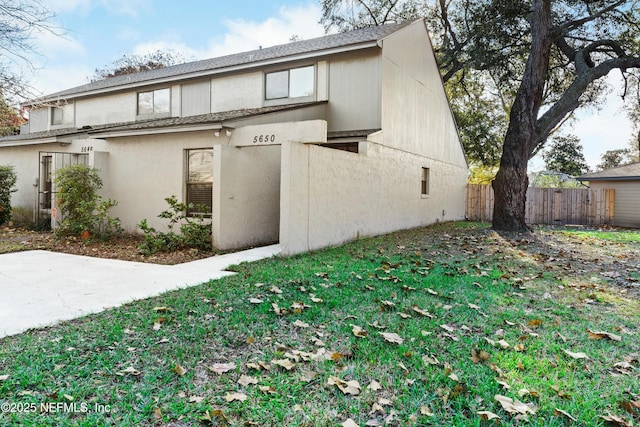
[477,410,501,421]
[554,408,577,422]
[272,359,296,371]
[173,364,186,376]
[238,375,259,386]
[352,324,367,338]
[563,349,589,360]
[379,332,403,345]
[224,392,247,402]
[420,406,434,416]
[207,362,236,375]
[328,376,362,396]
[343,419,360,427]
[495,394,537,416]
[588,329,622,342]
[601,414,633,427]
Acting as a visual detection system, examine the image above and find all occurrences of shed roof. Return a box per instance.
[0,102,325,145]
[577,162,640,181]
[34,21,412,103]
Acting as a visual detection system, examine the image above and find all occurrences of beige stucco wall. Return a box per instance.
[589,181,640,228]
[280,140,468,256]
[95,132,221,233]
[0,144,43,222]
[0,133,220,232]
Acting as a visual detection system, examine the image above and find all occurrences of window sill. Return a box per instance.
[136,112,171,121]
[264,95,315,108]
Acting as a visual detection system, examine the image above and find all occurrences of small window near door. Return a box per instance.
[186,149,213,216]
[421,167,430,196]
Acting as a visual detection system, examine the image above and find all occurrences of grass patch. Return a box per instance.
[559,228,640,244]
[0,222,638,426]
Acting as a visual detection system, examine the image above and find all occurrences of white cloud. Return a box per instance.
[131,3,325,61]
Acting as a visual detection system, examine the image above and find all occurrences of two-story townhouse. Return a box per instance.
[0,19,468,256]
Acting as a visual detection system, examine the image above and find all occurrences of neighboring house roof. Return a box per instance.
[33,21,412,104]
[577,162,640,181]
[0,102,326,145]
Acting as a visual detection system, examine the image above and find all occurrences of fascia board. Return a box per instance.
[93,123,223,139]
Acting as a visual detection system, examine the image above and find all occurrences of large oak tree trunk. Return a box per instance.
[492,0,553,232]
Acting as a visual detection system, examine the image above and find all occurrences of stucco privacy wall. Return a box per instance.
[213,120,328,250]
[213,144,281,249]
[280,140,467,256]
[589,181,640,228]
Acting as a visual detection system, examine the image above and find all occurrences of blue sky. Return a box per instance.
[25,0,636,170]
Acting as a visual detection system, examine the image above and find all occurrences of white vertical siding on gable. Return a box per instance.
[380,20,466,168]
[181,81,211,117]
[210,72,263,113]
[327,51,381,132]
[76,92,137,128]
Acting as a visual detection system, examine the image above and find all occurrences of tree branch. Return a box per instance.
[532,55,640,157]
[556,0,625,34]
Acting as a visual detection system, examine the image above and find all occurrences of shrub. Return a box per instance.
[0,165,17,225]
[138,195,211,255]
[54,164,122,238]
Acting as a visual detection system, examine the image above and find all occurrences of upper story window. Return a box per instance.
[51,107,64,125]
[265,65,314,100]
[137,88,170,115]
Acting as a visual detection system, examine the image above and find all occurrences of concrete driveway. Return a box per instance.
[0,245,279,338]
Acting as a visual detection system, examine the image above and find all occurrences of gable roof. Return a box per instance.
[35,21,412,104]
[577,162,640,181]
[0,102,326,145]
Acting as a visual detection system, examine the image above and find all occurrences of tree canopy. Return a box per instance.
[0,0,58,102]
[90,50,190,82]
[542,134,589,176]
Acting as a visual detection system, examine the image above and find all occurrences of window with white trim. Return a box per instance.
[186,149,213,216]
[137,88,170,115]
[265,65,314,100]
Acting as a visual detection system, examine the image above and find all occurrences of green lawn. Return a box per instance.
[0,222,638,426]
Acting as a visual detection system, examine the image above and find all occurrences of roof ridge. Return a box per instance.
[36,20,413,103]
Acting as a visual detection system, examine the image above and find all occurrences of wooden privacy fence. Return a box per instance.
[466,184,615,226]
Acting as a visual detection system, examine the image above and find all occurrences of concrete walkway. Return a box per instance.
[0,245,280,338]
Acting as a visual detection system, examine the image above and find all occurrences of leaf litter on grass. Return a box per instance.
[1,223,638,426]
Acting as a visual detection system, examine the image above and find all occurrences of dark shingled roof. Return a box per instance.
[38,21,412,102]
[0,102,325,143]
[577,162,640,181]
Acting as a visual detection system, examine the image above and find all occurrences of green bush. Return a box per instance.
[54,164,122,238]
[137,195,211,255]
[0,165,17,225]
